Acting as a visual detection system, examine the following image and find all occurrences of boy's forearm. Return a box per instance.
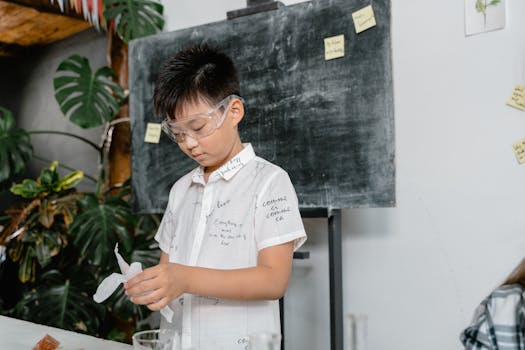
[179,264,289,301]
[137,242,294,306]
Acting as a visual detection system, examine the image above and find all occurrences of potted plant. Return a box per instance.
[0,0,165,342]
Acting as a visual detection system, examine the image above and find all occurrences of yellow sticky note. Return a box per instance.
[512,138,525,164]
[144,123,162,144]
[352,5,377,34]
[507,85,525,111]
[324,34,345,60]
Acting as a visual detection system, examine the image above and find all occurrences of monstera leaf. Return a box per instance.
[0,106,32,188]
[53,55,124,129]
[70,193,132,266]
[130,214,160,265]
[104,0,164,43]
[13,268,104,334]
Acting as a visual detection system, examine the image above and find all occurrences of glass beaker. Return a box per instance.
[248,332,281,350]
[132,329,180,350]
[347,314,367,350]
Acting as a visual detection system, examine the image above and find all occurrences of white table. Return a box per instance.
[0,315,133,349]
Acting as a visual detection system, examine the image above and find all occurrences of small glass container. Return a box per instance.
[132,329,180,350]
[347,314,367,350]
[248,332,281,350]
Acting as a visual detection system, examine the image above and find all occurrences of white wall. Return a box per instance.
[162,1,525,349]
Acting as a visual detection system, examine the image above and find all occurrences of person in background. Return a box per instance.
[124,45,307,350]
[461,258,525,349]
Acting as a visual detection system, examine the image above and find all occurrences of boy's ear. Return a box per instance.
[229,98,245,127]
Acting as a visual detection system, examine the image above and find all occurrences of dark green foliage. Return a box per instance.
[104,0,164,43]
[0,0,165,340]
[0,107,32,188]
[71,193,133,266]
[12,268,105,334]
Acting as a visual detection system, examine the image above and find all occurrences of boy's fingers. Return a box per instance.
[127,278,158,297]
[130,288,163,305]
[126,267,158,289]
[126,274,143,288]
[147,297,169,311]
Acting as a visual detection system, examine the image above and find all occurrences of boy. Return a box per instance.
[125,45,306,349]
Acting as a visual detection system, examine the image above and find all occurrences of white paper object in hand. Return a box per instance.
[93,243,174,322]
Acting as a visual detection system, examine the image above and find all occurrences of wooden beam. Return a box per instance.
[2,0,85,20]
[0,1,91,57]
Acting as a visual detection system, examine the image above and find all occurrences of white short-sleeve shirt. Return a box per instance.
[155,143,306,350]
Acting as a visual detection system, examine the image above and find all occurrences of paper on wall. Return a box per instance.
[93,244,174,322]
[507,85,525,111]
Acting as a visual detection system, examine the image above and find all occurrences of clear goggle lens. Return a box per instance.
[161,94,243,143]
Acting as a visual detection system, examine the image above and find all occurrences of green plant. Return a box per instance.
[71,192,133,266]
[0,0,164,340]
[12,268,105,334]
[0,107,32,189]
[3,161,82,283]
[54,55,125,129]
[104,0,164,43]
[2,162,160,337]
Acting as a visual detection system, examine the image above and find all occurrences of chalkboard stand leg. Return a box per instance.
[328,209,343,350]
[227,1,284,20]
[300,208,344,350]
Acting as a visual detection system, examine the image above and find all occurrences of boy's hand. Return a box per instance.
[124,263,186,311]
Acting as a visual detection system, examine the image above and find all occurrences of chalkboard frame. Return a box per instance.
[129,0,395,213]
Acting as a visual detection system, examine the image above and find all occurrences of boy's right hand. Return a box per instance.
[124,262,188,311]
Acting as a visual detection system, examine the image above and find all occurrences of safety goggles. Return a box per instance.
[161,95,244,143]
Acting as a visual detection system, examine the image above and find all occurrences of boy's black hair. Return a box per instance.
[154,45,240,119]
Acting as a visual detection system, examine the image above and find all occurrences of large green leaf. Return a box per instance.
[10,161,83,199]
[10,228,68,283]
[53,55,125,129]
[13,268,104,335]
[104,0,164,43]
[18,246,36,283]
[130,215,160,266]
[0,106,32,188]
[70,193,133,266]
[10,179,42,198]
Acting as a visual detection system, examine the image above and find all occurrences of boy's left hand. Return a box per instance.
[124,263,186,311]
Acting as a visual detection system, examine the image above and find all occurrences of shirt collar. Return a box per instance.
[191,143,255,184]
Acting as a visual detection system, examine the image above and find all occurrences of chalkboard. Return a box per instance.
[129,0,395,213]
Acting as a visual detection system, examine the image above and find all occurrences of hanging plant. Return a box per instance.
[104,0,164,43]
